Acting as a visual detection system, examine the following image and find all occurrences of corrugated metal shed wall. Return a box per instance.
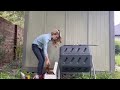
[88,11,109,71]
[23,11,110,71]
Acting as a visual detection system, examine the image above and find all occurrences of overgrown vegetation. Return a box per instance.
[0,11,24,79]
[70,72,120,79]
[0,68,21,79]
[115,40,120,66]
[115,40,120,55]
[0,44,23,79]
[115,55,120,66]
[0,11,24,28]
[1,66,120,79]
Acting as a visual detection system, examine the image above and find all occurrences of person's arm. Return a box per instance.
[43,39,50,65]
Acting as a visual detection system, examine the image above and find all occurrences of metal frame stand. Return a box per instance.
[57,44,98,79]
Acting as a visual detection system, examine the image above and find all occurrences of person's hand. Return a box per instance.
[46,59,51,66]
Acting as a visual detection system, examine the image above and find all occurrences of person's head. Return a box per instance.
[51,29,62,47]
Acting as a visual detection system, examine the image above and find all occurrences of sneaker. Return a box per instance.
[20,72,26,79]
[39,74,44,79]
[33,74,39,79]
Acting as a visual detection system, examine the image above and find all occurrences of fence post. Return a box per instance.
[14,25,17,60]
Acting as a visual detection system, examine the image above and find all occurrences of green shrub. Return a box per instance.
[0,62,22,79]
[16,45,23,60]
[16,44,23,68]
[115,40,120,55]
[95,72,112,79]
[115,54,120,66]
[0,69,21,79]
[112,72,120,79]
[68,73,94,79]
[74,74,91,79]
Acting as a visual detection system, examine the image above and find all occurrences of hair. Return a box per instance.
[51,29,62,47]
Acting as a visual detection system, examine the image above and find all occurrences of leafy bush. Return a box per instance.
[115,40,120,55]
[16,45,23,60]
[0,61,21,79]
[112,71,120,79]
[96,72,112,79]
[14,44,23,68]
[115,54,120,66]
[74,73,92,79]
[0,11,24,28]
[0,71,20,79]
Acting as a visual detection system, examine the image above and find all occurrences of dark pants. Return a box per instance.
[32,44,45,75]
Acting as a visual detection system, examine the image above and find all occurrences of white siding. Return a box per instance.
[23,11,111,71]
[45,11,65,67]
[88,11,110,71]
[66,11,88,45]
[25,11,45,67]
